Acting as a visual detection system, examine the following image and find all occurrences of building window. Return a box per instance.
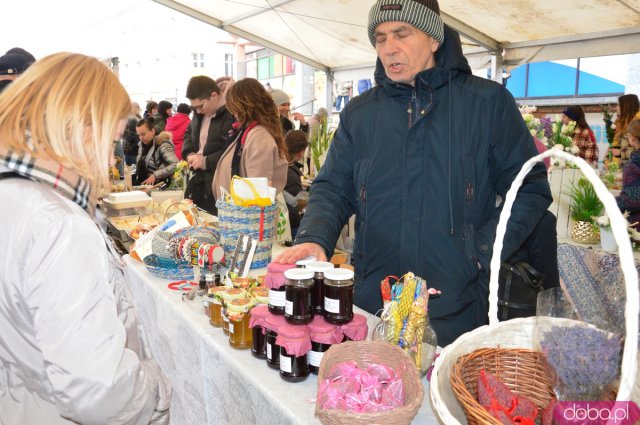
[193,53,205,68]
[225,53,234,77]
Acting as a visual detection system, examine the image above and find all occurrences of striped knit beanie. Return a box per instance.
[368,0,444,46]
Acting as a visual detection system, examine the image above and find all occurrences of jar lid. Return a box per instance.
[284,268,314,280]
[324,268,354,281]
[277,323,310,340]
[305,261,335,273]
[227,297,251,313]
[207,286,227,296]
[250,286,269,304]
[307,315,338,334]
[263,313,288,332]
[221,287,246,300]
[250,304,270,319]
[266,262,297,273]
[295,255,317,267]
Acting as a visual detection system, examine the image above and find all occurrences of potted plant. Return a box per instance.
[594,214,617,252]
[308,116,335,177]
[565,177,603,244]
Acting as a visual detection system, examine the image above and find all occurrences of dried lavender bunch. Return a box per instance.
[540,325,622,400]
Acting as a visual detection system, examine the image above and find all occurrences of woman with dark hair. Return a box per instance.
[612,94,640,165]
[617,118,640,230]
[134,117,179,185]
[211,78,288,199]
[143,100,157,119]
[152,100,173,132]
[562,105,598,166]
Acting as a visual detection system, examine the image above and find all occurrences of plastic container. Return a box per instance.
[284,268,315,325]
[276,324,311,382]
[306,261,335,315]
[323,268,354,324]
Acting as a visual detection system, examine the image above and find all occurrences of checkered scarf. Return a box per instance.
[0,145,96,216]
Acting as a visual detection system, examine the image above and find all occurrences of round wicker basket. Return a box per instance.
[314,340,424,425]
[450,347,555,425]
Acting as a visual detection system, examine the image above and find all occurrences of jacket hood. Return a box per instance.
[374,24,472,88]
[155,131,173,146]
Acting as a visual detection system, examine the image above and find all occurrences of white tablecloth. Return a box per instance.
[123,255,442,425]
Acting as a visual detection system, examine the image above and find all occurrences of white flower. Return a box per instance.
[530,129,537,136]
[552,144,565,151]
[571,146,580,154]
[539,136,548,145]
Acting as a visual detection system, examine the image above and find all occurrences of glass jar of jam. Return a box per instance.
[340,313,368,341]
[284,268,315,325]
[249,305,270,359]
[207,286,228,327]
[220,287,246,335]
[263,314,287,370]
[306,261,335,315]
[323,268,354,324]
[227,297,252,349]
[276,324,311,382]
[265,262,296,316]
[307,315,343,375]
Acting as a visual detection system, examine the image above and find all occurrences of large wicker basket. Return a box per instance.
[314,340,424,425]
[430,150,639,424]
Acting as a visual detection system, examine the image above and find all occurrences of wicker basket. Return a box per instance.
[430,150,639,424]
[314,340,424,425]
[450,348,555,425]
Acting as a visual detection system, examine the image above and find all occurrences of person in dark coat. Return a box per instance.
[283,130,309,237]
[276,0,552,346]
[182,76,235,214]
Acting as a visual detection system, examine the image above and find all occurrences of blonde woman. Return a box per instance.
[0,53,170,425]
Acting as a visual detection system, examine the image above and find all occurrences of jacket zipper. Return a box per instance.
[407,89,416,128]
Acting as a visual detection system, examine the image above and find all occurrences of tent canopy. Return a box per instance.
[153,0,640,73]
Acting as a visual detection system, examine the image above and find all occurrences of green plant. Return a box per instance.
[565,178,603,223]
[309,116,335,174]
[602,161,619,187]
[602,104,616,147]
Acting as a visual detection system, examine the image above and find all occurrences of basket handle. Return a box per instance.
[488,149,638,400]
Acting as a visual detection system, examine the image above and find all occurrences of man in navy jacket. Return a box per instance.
[277,0,551,346]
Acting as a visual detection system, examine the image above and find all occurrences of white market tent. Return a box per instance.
[153,0,640,78]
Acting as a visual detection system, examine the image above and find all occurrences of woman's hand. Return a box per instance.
[274,242,327,264]
[142,174,157,185]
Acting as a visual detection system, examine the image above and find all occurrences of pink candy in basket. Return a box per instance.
[317,361,405,413]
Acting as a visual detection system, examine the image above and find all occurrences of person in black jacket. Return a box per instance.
[183,76,235,214]
[276,0,552,346]
[283,130,309,237]
[122,102,141,165]
[270,89,309,135]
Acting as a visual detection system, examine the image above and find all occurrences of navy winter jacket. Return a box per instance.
[296,26,552,345]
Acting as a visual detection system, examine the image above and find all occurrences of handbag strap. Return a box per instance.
[498,261,544,320]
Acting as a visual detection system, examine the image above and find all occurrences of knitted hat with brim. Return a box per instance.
[368,0,444,46]
[270,89,290,106]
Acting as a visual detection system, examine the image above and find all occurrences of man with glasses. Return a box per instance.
[183,76,236,214]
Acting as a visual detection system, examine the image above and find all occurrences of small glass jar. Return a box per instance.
[263,314,287,370]
[220,287,246,335]
[306,261,335,315]
[307,315,342,375]
[203,273,215,316]
[276,324,311,382]
[268,286,286,315]
[284,268,315,325]
[227,297,252,349]
[323,268,354,324]
[207,286,228,327]
[249,305,270,359]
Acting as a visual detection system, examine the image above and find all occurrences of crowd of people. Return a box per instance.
[1,0,639,422]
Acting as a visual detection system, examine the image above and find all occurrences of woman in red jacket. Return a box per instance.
[165,103,191,160]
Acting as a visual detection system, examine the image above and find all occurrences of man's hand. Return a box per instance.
[291,112,306,125]
[142,174,157,185]
[275,242,327,264]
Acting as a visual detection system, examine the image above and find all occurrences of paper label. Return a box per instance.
[269,289,286,307]
[308,350,324,367]
[229,323,234,334]
[280,354,292,373]
[267,343,272,360]
[324,297,340,314]
[285,300,293,316]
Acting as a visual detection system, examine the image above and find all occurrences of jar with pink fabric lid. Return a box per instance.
[339,313,368,341]
[306,315,344,374]
[249,304,270,359]
[276,323,312,382]
[262,313,288,369]
[265,262,297,315]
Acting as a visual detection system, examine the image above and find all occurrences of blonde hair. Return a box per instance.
[0,52,130,192]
